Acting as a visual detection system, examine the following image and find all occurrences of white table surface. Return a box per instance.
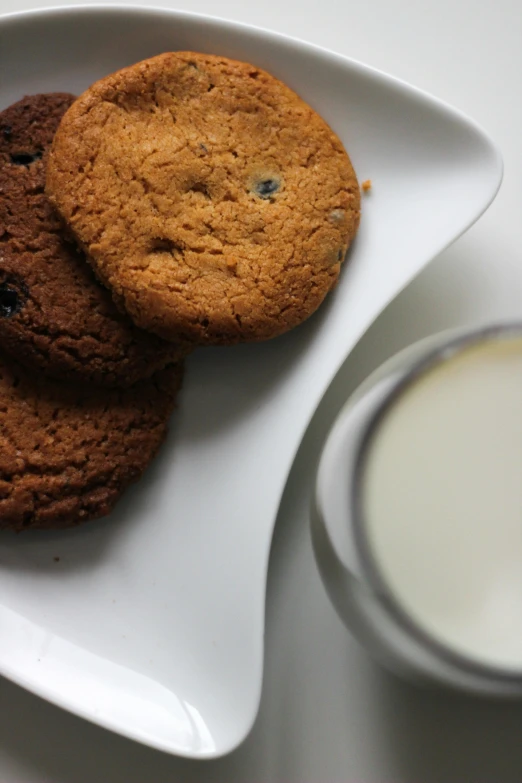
[1,0,521,780]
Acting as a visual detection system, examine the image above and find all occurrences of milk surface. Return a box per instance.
[362,337,522,672]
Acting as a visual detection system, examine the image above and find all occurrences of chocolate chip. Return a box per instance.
[0,282,24,317]
[254,177,281,199]
[9,151,43,166]
[2,125,12,140]
[188,181,211,198]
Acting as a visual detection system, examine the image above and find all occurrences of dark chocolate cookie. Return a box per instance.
[0,349,182,531]
[0,93,189,386]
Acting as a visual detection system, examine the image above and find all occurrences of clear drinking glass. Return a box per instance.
[312,323,522,697]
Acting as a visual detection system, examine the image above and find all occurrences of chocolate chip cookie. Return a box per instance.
[0,349,182,531]
[46,53,360,344]
[0,93,189,386]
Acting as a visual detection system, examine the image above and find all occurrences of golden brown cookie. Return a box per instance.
[0,349,182,531]
[46,52,360,344]
[0,93,189,387]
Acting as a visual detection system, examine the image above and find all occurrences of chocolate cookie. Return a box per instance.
[46,53,360,344]
[0,349,182,531]
[0,93,189,386]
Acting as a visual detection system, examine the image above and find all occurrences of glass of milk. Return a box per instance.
[312,324,522,696]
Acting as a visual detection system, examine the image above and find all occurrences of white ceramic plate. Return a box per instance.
[0,4,502,759]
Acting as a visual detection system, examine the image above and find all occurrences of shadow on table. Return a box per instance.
[372,668,522,783]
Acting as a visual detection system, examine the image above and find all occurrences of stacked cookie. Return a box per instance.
[0,94,185,531]
[0,52,360,532]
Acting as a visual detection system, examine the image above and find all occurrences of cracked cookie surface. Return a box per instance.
[0,93,188,386]
[47,53,361,344]
[0,351,182,531]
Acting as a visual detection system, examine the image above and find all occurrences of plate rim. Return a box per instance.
[0,0,506,180]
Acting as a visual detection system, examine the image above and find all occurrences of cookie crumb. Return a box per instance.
[361,179,372,192]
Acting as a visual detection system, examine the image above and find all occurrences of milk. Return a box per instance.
[361,337,522,672]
